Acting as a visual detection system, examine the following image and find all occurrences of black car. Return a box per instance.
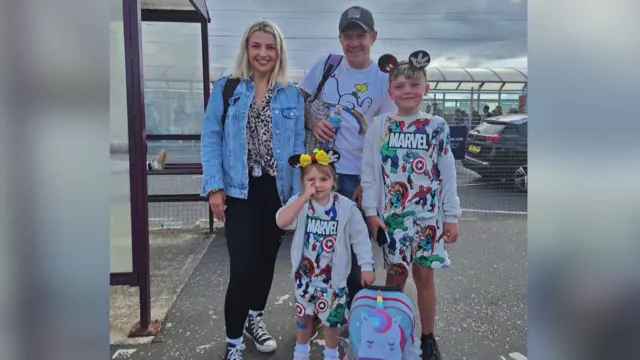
[462,114,528,192]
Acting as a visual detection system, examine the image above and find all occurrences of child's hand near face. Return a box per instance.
[302,180,316,201]
[360,271,376,286]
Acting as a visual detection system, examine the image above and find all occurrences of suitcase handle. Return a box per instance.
[364,285,402,292]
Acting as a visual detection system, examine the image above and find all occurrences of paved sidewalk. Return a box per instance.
[111,214,527,360]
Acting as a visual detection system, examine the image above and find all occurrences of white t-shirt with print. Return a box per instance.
[299,55,397,175]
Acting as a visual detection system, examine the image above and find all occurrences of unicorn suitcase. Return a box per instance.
[341,286,422,360]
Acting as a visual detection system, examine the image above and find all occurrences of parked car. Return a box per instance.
[462,114,528,192]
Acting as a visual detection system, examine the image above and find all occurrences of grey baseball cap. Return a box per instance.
[339,6,375,33]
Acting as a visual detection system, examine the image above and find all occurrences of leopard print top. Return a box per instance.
[246,88,277,177]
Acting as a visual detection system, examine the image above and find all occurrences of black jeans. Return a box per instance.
[336,173,365,309]
[224,174,284,339]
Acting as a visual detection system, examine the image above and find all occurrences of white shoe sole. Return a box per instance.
[243,330,277,353]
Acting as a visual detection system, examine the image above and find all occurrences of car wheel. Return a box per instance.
[513,165,527,192]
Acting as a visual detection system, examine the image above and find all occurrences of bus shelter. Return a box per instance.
[110,0,210,336]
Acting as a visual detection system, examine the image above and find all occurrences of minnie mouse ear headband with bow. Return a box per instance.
[378,50,431,74]
[288,149,341,169]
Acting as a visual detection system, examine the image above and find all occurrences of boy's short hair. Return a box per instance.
[388,60,428,85]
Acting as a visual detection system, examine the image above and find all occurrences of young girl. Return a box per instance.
[276,149,376,360]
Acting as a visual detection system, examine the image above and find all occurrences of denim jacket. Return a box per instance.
[200,76,305,204]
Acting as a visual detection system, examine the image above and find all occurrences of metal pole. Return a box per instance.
[442,93,446,117]
[123,0,151,332]
[477,84,482,113]
[470,87,475,127]
[200,20,214,234]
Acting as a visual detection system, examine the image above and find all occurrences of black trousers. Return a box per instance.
[223,174,284,339]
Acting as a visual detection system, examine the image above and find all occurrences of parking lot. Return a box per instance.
[111,213,527,360]
[111,144,528,359]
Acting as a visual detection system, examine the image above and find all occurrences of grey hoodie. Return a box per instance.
[276,193,375,289]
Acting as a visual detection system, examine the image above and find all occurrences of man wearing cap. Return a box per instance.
[298,2,397,340]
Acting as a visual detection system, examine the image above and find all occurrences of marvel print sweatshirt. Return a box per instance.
[361,111,462,223]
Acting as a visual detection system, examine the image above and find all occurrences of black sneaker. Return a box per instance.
[225,342,245,360]
[243,312,277,352]
[420,333,442,360]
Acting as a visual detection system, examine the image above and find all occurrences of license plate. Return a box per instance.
[468,145,481,153]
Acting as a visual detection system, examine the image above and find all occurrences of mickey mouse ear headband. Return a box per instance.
[288,149,341,169]
[378,50,431,74]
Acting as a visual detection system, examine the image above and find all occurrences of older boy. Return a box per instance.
[361,53,462,360]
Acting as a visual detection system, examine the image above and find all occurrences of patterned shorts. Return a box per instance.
[294,282,349,328]
[383,213,450,274]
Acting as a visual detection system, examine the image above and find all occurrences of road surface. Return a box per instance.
[110,214,527,360]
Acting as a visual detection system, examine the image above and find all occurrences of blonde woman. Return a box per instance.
[200,20,305,360]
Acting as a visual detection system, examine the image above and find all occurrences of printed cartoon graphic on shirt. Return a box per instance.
[295,257,315,288]
[387,181,409,211]
[379,113,453,272]
[294,195,349,327]
[386,231,413,266]
[411,216,447,268]
[407,184,437,212]
[380,115,446,217]
[303,194,340,269]
[297,195,339,284]
[324,78,373,136]
[407,117,430,134]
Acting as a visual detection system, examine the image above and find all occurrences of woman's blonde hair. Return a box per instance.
[232,20,289,87]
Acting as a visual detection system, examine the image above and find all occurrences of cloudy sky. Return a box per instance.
[140,0,527,80]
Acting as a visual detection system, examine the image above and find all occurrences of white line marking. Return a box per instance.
[274,294,291,305]
[462,208,527,215]
[501,356,507,360]
[112,349,137,359]
[196,344,214,353]
[509,352,527,360]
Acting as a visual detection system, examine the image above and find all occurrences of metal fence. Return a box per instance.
[448,115,527,215]
[146,118,527,229]
[455,160,527,215]
[146,163,527,229]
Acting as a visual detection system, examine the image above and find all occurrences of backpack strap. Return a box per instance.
[310,54,343,102]
[222,77,240,128]
[365,285,402,292]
